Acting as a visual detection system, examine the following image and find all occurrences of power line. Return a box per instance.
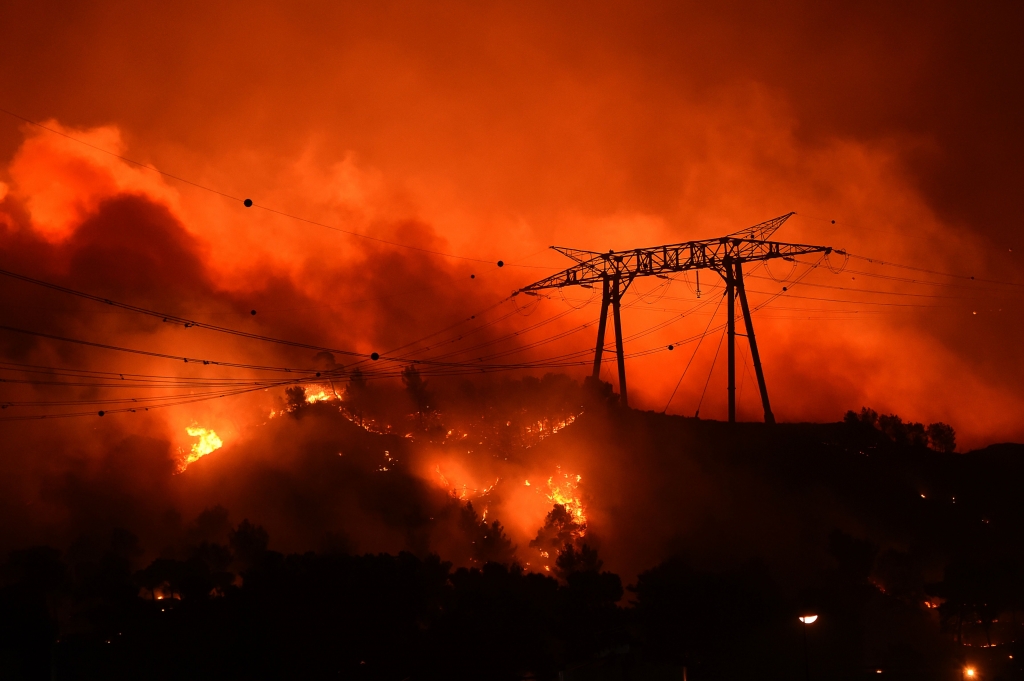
[0,266,374,360]
[663,289,726,412]
[0,323,320,373]
[0,385,271,422]
[744,273,999,300]
[742,288,954,308]
[0,266,539,373]
[0,258,821,420]
[846,252,1024,288]
[695,321,728,418]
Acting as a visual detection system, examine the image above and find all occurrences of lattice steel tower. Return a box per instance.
[514,213,835,422]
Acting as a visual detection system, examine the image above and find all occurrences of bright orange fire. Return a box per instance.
[178,425,223,472]
[304,384,336,404]
[546,469,587,533]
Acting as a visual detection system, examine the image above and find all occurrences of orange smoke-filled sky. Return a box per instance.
[0,0,1022,449]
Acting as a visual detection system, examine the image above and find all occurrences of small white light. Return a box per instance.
[799,615,818,624]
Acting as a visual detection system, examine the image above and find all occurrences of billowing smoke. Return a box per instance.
[0,1,1022,594]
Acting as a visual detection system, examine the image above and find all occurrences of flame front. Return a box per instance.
[179,425,223,472]
[435,464,498,501]
[547,469,587,533]
[304,384,335,404]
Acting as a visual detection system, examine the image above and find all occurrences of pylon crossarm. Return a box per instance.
[516,238,832,294]
[550,246,607,265]
[724,212,795,242]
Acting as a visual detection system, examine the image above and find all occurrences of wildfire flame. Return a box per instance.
[434,465,499,500]
[546,468,587,532]
[304,384,335,404]
[525,414,580,440]
[178,425,223,472]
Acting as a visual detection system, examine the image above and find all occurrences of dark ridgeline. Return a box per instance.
[2,378,1024,679]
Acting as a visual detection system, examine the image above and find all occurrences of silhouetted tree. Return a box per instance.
[186,505,231,545]
[134,557,184,600]
[402,365,433,417]
[847,407,937,448]
[878,413,925,445]
[312,350,339,373]
[284,385,306,410]
[229,520,269,569]
[583,374,617,407]
[927,422,957,453]
[554,542,603,580]
[459,502,517,565]
[529,504,583,554]
[845,406,879,427]
[344,367,371,423]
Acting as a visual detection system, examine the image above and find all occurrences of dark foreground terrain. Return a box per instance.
[2,399,1023,680]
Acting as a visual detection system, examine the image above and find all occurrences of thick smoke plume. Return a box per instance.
[0,0,1022,603]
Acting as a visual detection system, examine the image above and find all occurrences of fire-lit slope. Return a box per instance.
[174,403,441,557]
[171,394,1024,598]
[171,393,594,571]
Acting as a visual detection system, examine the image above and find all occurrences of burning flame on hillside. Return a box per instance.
[435,464,499,500]
[303,384,337,404]
[526,414,580,440]
[178,425,223,472]
[546,469,587,533]
[524,468,589,572]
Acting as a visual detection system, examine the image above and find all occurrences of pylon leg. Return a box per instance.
[726,259,736,423]
[735,261,775,424]
[612,277,628,406]
[592,277,611,379]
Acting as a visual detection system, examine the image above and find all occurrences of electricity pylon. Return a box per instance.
[514,213,834,422]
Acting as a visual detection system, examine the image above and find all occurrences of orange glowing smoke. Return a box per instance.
[178,425,223,472]
[0,4,1021,454]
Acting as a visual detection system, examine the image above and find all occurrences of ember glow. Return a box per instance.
[178,425,223,472]
[526,414,580,441]
[433,463,499,501]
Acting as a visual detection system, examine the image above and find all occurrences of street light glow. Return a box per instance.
[798,615,818,624]
[965,668,976,678]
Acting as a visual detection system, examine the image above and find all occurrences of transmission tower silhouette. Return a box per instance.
[514,213,836,422]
